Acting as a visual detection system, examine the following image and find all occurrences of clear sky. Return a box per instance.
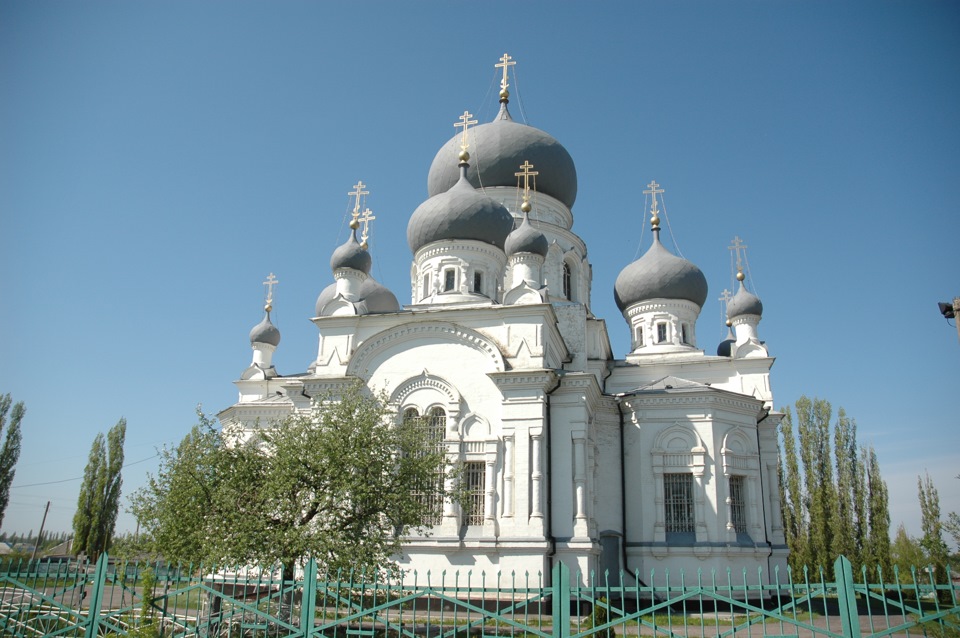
[1,1,958,544]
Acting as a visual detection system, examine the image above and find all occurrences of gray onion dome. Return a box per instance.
[330,230,372,274]
[505,212,548,257]
[427,103,578,209]
[359,278,401,314]
[727,282,763,318]
[249,311,281,347]
[614,234,708,312]
[717,328,736,356]
[315,282,337,316]
[407,164,515,253]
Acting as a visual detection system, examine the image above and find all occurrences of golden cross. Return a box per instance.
[514,160,539,200]
[643,180,663,216]
[263,272,279,306]
[359,208,376,244]
[728,236,748,272]
[454,110,478,152]
[496,52,516,91]
[348,180,369,220]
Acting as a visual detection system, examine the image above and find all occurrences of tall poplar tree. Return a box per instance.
[0,394,25,529]
[778,408,808,572]
[831,408,857,569]
[796,396,836,571]
[72,419,126,559]
[864,446,890,578]
[917,473,949,587]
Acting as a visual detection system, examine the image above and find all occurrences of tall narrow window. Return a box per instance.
[681,324,688,345]
[422,274,430,300]
[637,327,644,347]
[443,269,456,292]
[473,271,483,294]
[657,322,668,343]
[729,475,747,534]
[405,407,445,525]
[464,461,486,526]
[664,473,694,533]
[562,263,572,299]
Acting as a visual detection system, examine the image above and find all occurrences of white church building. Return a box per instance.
[218,55,789,586]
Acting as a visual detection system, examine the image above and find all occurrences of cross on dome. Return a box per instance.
[496,52,515,92]
[728,235,748,277]
[515,160,538,200]
[359,208,376,248]
[643,180,664,228]
[262,272,279,309]
[454,110,478,153]
[348,180,369,222]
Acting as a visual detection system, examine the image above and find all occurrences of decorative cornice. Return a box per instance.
[415,241,507,264]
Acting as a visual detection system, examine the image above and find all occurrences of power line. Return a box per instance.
[9,454,159,489]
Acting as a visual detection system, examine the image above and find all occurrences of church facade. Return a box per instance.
[219,55,788,586]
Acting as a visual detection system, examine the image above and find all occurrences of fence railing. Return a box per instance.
[0,554,956,637]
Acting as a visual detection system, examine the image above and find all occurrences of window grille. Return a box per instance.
[405,407,445,525]
[664,473,694,533]
[464,461,485,526]
[730,475,747,534]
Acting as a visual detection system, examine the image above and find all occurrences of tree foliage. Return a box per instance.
[0,394,25,530]
[778,396,890,577]
[131,383,449,580]
[918,472,949,586]
[73,419,126,559]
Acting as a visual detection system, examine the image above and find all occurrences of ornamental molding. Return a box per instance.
[347,321,506,379]
[416,241,507,264]
[391,371,460,407]
[622,393,760,414]
[626,299,700,318]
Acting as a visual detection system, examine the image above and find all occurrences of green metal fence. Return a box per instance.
[0,554,956,637]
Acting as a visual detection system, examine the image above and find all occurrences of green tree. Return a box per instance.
[131,383,449,583]
[73,419,126,559]
[864,445,890,578]
[918,473,949,587]
[890,524,927,575]
[0,394,25,529]
[831,408,857,569]
[778,408,808,572]
[796,396,836,570]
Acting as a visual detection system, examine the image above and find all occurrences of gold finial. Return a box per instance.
[515,160,538,213]
[263,272,279,312]
[358,207,376,249]
[348,180,369,229]
[643,180,664,229]
[454,110,478,160]
[496,52,515,101]
[728,236,748,280]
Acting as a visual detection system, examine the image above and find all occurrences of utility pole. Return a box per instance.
[29,501,50,562]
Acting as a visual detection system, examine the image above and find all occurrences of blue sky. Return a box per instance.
[1,1,958,543]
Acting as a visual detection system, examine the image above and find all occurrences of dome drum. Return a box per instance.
[624,298,702,354]
[412,239,507,305]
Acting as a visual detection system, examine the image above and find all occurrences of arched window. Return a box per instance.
[403,407,446,525]
[562,262,572,299]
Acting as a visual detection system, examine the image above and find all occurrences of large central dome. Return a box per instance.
[427,104,578,209]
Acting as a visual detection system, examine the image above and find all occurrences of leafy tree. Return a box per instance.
[864,445,890,578]
[891,524,927,575]
[131,383,449,583]
[778,396,890,576]
[918,473,949,587]
[73,419,126,559]
[0,394,25,529]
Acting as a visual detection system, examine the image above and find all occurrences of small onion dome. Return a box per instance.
[614,234,708,312]
[330,229,372,274]
[427,103,578,209]
[249,311,281,347]
[407,164,514,253]
[726,281,763,318]
[358,278,400,314]
[315,282,337,316]
[505,212,548,257]
[717,328,736,356]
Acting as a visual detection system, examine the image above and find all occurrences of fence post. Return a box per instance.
[300,559,318,638]
[552,561,570,638]
[83,553,109,638]
[834,555,861,638]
